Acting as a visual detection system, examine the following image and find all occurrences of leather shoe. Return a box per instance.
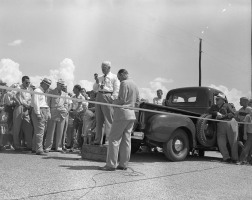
[98,166,116,171]
[116,166,127,170]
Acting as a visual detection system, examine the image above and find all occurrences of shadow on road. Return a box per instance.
[59,165,99,170]
[42,156,81,161]
[130,152,222,163]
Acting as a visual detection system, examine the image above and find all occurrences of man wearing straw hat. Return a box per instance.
[31,78,51,155]
[44,79,68,153]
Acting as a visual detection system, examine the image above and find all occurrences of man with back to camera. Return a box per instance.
[99,69,139,171]
[93,61,120,145]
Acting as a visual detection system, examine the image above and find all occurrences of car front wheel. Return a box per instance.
[163,129,189,162]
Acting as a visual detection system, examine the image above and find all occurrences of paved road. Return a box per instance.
[0,150,252,200]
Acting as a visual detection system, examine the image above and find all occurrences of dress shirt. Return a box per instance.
[72,94,86,112]
[153,97,165,105]
[93,71,120,99]
[16,85,32,106]
[31,86,49,115]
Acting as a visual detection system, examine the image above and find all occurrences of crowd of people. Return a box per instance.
[1,62,252,169]
[0,75,97,155]
[0,61,140,170]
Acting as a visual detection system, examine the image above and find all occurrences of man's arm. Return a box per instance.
[113,82,127,106]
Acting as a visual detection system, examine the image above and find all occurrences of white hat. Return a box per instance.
[57,79,65,86]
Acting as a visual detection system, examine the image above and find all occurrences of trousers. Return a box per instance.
[106,120,135,168]
[31,108,48,153]
[45,117,66,151]
[217,121,238,161]
[239,133,252,162]
[94,93,113,144]
[12,105,33,149]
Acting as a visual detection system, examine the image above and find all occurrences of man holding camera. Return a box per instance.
[93,61,120,145]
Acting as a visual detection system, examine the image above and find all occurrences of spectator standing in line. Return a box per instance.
[44,79,68,153]
[2,83,20,149]
[0,79,7,151]
[31,78,51,155]
[93,61,120,145]
[99,69,139,171]
[61,85,72,150]
[208,93,238,163]
[12,76,33,151]
[237,110,252,165]
[235,97,252,145]
[68,84,86,150]
[153,89,165,105]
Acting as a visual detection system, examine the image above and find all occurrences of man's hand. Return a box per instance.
[94,73,99,84]
[216,112,223,119]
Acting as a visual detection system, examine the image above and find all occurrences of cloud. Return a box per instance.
[0,59,22,85]
[47,58,75,89]
[79,80,94,92]
[209,84,250,110]
[8,39,23,46]
[139,77,172,102]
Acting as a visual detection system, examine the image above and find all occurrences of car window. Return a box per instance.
[169,91,198,103]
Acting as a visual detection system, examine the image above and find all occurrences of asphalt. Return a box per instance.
[0,150,252,200]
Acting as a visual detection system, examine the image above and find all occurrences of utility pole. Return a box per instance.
[199,38,202,87]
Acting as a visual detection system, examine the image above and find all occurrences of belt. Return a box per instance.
[40,107,49,109]
[99,91,113,94]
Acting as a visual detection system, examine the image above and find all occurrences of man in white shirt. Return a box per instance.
[31,78,51,155]
[153,89,165,105]
[93,61,120,145]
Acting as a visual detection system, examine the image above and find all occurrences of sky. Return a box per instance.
[0,0,251,109]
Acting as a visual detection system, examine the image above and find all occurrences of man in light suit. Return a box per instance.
[99,69,139,171]
[44,79,68,152]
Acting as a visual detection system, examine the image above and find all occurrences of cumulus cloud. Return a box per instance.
[0,59,22,85]
[8,39,23,46]
[139,77,172,102]
[46,58,75,89]
[209,84,250,110]
[79,80,94,92]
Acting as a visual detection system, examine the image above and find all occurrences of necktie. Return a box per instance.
[101,74,107,89]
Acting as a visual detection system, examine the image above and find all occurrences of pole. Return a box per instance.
[251,1,252,98]
[199,38,202,87]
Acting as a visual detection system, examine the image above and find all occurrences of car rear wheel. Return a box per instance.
[163,129,189,161]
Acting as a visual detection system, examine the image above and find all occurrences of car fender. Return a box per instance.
[145,114,196,146]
